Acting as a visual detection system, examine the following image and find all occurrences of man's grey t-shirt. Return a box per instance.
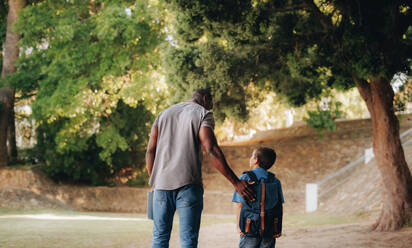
[149,101,215,190]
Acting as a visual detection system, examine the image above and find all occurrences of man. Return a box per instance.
[146,89,255,248]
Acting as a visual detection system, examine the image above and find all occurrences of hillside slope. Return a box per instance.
[318,143,412,215]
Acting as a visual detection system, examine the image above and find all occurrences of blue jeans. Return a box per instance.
[151,184,204,248]
[239,236,276,248]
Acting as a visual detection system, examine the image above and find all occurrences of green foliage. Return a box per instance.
[165,0,411,122]
[304,102,342,137]
[12,0,165,185]
[164,42,253,121]
[35,100,154,185]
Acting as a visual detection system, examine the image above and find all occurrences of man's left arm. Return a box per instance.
[199,126,255,202]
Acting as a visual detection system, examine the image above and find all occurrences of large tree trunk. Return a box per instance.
[7,94,17,161]
[0,0,26,166]
[356,76,412,231]
[0,89,12,167]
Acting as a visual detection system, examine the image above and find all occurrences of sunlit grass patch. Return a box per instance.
[0,209,235,248]
[0,209,154,248]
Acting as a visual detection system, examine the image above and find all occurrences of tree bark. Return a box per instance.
[0,89,11,167]
[7,93,17,161]
[356,76,412,231]
[0,0,26,166]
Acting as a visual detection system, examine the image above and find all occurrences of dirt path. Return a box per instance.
[276,223,412,248]
[170,222,412,248]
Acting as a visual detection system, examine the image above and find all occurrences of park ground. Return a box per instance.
[2,119,412,247]
[0,208,411,248]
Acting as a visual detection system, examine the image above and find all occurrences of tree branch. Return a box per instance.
[266,4,307,14]
[266,1,334,31]
[353,76,370,97]
[384,3,410,53]
[302,0,333,30]
[353,75,374,116]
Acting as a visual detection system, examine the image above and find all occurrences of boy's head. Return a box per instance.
[249,147,277,170]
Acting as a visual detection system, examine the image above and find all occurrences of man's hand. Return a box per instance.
[234,180,256,202]
[274,233,282,238]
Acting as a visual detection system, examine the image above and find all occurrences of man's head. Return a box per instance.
[249,147,277,170]
[191,89,213,110]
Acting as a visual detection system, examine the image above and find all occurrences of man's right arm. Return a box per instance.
[199,126,255,202]
[146,125,158,177]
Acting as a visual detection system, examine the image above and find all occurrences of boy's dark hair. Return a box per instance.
[254,147,277,170]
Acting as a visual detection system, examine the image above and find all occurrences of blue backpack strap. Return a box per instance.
[242,170,258,183]
[266,172,275,183]
[239,171,260,237]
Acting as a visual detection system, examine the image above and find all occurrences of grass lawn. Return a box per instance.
[0,209,154,248]
[0,208,370,248]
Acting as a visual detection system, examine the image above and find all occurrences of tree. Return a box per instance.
[0,0,26,167]
[0,1,8,70]
[165,0,412,231]
[10,0,166,184]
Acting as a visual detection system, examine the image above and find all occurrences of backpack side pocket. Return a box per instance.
[239,210,260,237]
[263,203,282,238]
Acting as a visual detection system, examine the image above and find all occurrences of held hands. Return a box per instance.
[235,180,256,202]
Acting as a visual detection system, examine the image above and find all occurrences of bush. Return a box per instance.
[126,168,149,187]
[34,100,154,186]
[304,102,342,137]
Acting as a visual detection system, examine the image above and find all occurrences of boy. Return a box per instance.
[232,147,284,248]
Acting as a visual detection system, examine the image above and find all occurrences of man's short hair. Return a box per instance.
[254,147,277,170]
[192,88,212,102]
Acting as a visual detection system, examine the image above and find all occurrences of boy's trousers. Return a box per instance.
[239,235,276,248]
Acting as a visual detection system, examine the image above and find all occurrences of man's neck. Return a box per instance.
[191,99,204,108]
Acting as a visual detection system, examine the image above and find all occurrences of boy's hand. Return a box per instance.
[235,180,255,202]
[274,233,282,238]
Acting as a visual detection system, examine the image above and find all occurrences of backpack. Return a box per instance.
[238,170,283,239]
